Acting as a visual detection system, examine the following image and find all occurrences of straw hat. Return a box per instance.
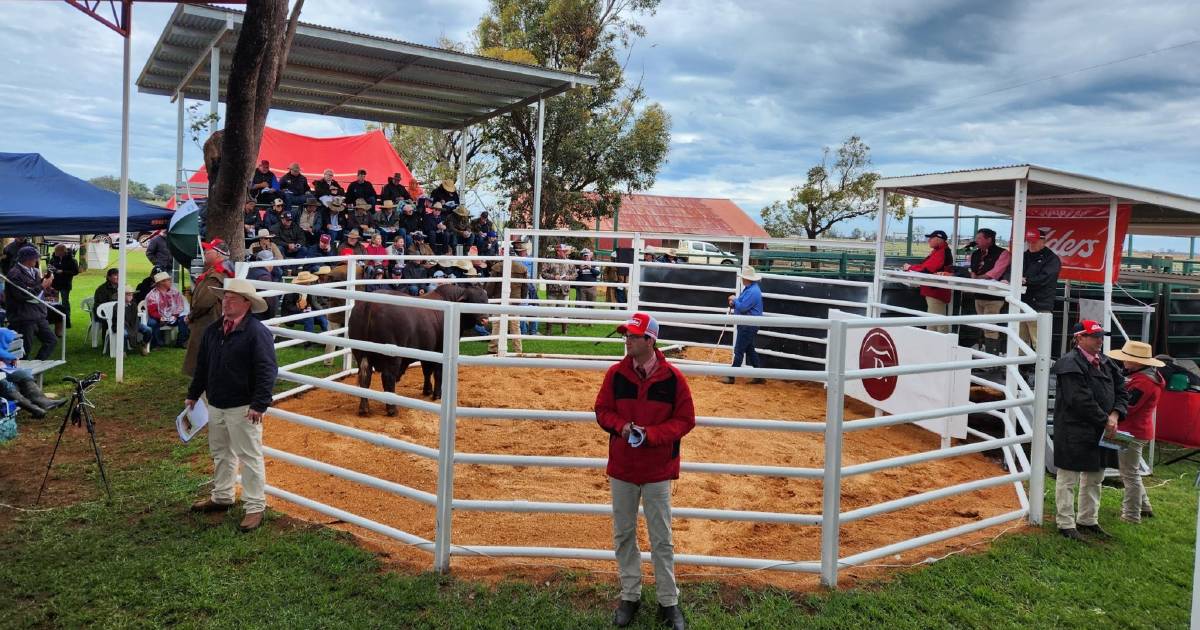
[381,199,396,209]
[355,199,370,210]
[315,266,332,276]
[256,228,273,239]
[329,199,346,210]
[211,278,268,314]
[152,271,171,283]
[293,271,320,285]
[442,179,456,193]
[512,240,528,252]
[738,265,762,281]
[453,259,478,276]
[1105,341,1165,367]
[453,205,469,217]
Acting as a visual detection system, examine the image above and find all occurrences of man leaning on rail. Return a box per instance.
[595,313,695,630]
[723,266,765,385]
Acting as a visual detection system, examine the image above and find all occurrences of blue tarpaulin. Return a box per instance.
[0,153,172,236]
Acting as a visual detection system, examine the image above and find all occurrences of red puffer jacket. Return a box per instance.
[1118,367,1163,441]
[595,350,696,484]
[908,245,953,304]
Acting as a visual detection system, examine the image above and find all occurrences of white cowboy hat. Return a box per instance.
[153,271,171,283]
[256,228,274,239]
[292,271,320,285]
[1105,340,1165,367]
[453,259,478,276]
[211,277,268,314]
[738,265,762,281]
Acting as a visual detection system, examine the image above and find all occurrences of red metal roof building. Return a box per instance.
[589,194,768,247]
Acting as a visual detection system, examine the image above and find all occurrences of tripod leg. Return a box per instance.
[83,407,113,503]
[35,400,76,505]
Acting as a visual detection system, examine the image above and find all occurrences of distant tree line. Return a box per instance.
[88,175,174,202]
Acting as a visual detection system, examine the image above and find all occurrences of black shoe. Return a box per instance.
[720,377,734,385]
[657,604,686,630]
[749,378,766,384]
[1142,509,1154,519]
[612,599,640,627]
[1077,524,1112,540]
[1058,528,1086,542]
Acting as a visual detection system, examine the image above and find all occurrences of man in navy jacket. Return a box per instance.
[186,278,278,532]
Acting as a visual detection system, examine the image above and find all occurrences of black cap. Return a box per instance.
[925,230,948,240]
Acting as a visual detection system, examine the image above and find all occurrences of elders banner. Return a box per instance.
[1026,205,1131,283]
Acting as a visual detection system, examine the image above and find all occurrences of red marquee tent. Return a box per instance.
[174,126,423,206]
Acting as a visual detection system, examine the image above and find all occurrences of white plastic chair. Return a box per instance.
[95,300,117,356]
[81,296,103,348]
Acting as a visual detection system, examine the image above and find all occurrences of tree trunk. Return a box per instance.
[205,0,302,261]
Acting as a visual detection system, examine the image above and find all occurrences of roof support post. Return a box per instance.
[115,24,132,382]
[532,98,545,265]
[1005,180,1028,438]
[869,188,888,317]
[951,203,960,252]
[175,94,184,206]
[209,42,220,120]
[458,126,468,204]
[1103,197,1118,351]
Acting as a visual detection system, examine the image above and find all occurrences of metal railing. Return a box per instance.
[237,232,1049,588]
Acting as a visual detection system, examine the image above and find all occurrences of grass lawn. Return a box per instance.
[1,262,1196,628]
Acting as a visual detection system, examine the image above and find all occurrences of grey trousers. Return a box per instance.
[610,477,678,606]
[1117,439,1153,522]
[1055,469,1104,529]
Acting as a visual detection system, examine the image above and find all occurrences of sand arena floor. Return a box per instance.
[262,353,1023,590]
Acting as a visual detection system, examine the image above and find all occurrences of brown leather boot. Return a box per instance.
[191,498,235,513]
[239,511,265,532]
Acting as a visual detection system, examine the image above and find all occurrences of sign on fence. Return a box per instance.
[830,310,971,439]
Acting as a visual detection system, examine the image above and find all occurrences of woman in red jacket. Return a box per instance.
[902,230,955,333]
[1106,340,1164,523]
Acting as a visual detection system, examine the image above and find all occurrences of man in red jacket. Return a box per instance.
[1106,340,1164,523]
[595,312,695,630]
[902,229,955,333]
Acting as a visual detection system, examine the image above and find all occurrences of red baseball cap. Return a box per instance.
[1073,319,1106,337]
[1025,226,1050,241]
[201,238,230,256]
[319,234,332,245]
[617,313,659,340]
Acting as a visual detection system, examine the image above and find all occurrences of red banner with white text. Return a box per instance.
[1025,205,1131,283]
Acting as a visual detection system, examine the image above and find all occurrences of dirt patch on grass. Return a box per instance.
[264,359,1025,591]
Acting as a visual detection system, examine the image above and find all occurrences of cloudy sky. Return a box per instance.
[3,0,1199,246]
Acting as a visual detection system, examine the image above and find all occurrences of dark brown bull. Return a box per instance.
[349,284,489,415]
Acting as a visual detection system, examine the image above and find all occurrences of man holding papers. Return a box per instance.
[186,278,278,533]
[1052,320,1128,542]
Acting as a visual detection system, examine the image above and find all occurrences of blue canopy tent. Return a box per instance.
[0,153,171,236]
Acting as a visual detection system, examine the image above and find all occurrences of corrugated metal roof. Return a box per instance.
[136,4,597,129]
[593,194,769,238]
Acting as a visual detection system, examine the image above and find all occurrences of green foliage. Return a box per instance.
[186,102,221,148]
[475,0,671,251]
[153,183,175,200]
[383,125,495,204]
[760,136,906,239]
[88,175,155,201]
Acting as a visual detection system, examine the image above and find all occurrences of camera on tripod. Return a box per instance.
[36,371,111,504]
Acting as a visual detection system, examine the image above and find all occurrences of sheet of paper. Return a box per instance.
[176,399,210,443]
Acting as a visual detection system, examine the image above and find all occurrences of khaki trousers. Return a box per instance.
[974,299,1003,339]
[1117,439,1153,522]
[925,296,949,333]
[487,317,522,354]
[611,477,678,606]
[1019,319,1039,351]
[208,403,266,514]
[1055,469,1104,529]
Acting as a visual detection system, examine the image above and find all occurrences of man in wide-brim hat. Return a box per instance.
[1105,340,1164,524]
[723,265,765,385]
[186,277,278,533]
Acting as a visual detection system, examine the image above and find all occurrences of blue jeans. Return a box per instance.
[732,325,760,368]
[301,315,329,334]
[148,317,190,347]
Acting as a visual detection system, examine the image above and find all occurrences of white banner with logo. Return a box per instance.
[830,310,971,439]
